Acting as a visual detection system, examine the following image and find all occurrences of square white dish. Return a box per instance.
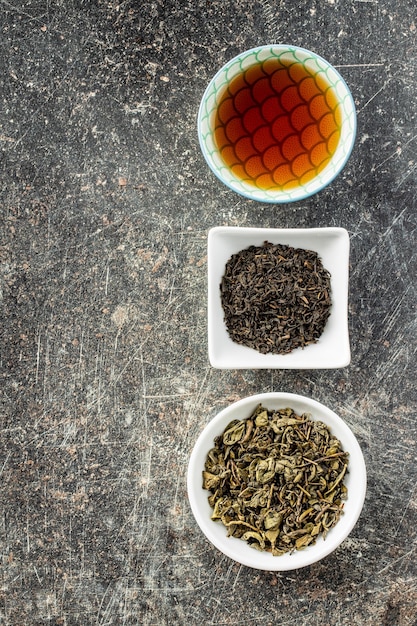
[207,226,350,369]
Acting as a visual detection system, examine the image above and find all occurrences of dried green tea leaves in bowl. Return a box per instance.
[202,404,348,556]
[220,241,331,354]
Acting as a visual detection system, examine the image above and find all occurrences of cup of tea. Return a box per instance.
[198,45,356,203]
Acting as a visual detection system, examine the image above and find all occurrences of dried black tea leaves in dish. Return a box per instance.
[203,404,348,556]
[220,241,332,354]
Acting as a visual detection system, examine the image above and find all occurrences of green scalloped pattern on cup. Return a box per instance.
[198,45,356,203]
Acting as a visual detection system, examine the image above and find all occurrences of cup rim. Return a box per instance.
[197,44,357,203]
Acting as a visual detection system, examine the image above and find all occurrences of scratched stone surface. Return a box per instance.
[0,1,416,624]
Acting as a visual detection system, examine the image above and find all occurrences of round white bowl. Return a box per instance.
[187,392,366,571]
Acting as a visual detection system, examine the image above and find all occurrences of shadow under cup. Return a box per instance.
[198,45,357,203]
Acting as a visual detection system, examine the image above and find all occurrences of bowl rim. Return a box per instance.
[197,43,357,203]
[187,392,367,571]
[207,226,351,369]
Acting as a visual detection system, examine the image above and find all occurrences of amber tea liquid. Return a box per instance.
[214,58,342,190]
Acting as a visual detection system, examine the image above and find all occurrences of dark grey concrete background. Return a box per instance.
[1,1,416,624]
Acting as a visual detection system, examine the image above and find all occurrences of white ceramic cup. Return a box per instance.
[198,45,356,203]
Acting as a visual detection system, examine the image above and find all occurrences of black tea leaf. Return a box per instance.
[220,241,332,354]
